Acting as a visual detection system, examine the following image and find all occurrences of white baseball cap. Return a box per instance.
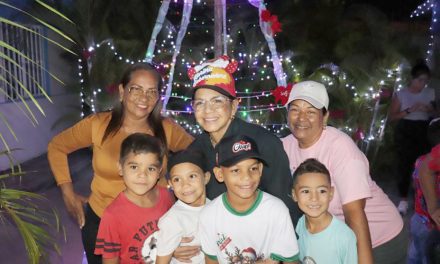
[284,81,329,110]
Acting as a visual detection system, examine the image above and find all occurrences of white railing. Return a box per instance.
[0,21,47,103]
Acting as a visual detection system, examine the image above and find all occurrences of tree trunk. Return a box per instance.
[214,0,223,57]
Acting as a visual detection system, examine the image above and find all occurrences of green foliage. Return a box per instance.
[0,187,64,264]
[269,1,431,172]
[0,1,74,263]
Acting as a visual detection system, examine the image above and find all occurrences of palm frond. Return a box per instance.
[0,1,76,45]
[0,1,74,263]
[0,17,76,56]
[0,40,65,85]
[0,74,40,124]
[0,188,61,264]
[35,0,75,25]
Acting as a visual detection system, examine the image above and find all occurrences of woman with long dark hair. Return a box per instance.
[48,63,193,264]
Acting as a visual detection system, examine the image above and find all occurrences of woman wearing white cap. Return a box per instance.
[282,81,405,264]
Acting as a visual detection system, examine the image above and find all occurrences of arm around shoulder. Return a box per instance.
[341,221,358,264]
[156,254,173,264]
[342,199,373,264]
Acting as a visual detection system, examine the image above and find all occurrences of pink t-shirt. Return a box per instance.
[282,127,403,247]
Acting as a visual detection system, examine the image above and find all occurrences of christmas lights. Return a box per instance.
[410,0,439,63]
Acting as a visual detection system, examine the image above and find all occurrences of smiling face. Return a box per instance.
[410,73,430,93]
[292,172,334,220]
[119,69,160,121]
[193,88,238,142]
[168,162,210,207]
[118,152,161,203]
[287,99,329,148]
[213,158,263,211]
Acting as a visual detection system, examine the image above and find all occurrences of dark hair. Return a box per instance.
[119,133,165,165]
[428,118,440,147]
[411,61,431,79]
[292,158,331,187]
[102,63,167,154]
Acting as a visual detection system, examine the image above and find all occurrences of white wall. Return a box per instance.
[0,29,80,170]
[0,94,80,170]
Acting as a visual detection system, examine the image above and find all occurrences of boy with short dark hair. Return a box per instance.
[199,134,299,264]
[292,158,357,263]
[156,150,211,264]
[94,133,174,264]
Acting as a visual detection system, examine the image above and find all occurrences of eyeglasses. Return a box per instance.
[128,86,159,98]
[191,96,230,112]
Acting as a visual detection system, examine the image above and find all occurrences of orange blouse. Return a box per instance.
[47,112,193,216]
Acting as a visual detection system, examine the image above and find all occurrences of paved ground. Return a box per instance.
[0,149,92,264]
[0,149,412,264]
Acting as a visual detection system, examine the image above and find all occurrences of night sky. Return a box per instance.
[346,0,428,21]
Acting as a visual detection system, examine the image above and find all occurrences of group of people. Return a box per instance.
[47,56,437,264]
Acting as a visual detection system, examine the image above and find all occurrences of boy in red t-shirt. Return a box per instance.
[95,133,174,264]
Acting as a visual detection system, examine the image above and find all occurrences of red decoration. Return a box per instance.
[187,67,196,80]
[271,18,282,34]
[260,9,282,35]
[261,10,272,22]
[271,83,293,105]
[428,144,440,171]
[224,59,238,73]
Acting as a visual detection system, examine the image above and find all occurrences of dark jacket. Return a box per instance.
[188,117,300,224]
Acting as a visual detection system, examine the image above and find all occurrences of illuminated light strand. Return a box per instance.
[410,0,438,63]
[165,104,285,114]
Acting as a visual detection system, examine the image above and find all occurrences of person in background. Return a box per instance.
[48,63,193,264]
[95,133,174,263]
[388,61,435,215]
[156,150,211,264]
[200,134,299,264]
[408,118,440,264]
[292,158,357,264]
[282,81,405,264]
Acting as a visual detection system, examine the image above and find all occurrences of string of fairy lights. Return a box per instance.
[410,0,439,63]
[76,0,409,143]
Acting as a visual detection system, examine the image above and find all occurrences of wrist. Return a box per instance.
[59,182,75,195]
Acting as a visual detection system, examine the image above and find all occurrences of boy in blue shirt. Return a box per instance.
[292,158,357,263]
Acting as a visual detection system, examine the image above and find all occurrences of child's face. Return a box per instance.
[292,172,334,219]
[214,158,263,205]
[168,162,210,207]
[118,152,161,199]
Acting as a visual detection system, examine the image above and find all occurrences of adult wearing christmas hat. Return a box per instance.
[172,56,299,261]
[281,80,406,264]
